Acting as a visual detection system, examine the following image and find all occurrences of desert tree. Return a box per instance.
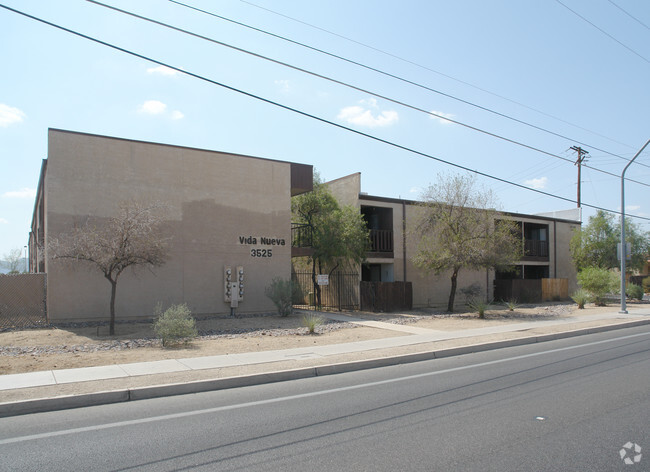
[2,247,25,274]
[570,209,650,272]
[292,176,369,307]
[49,201,170,335]
[411,173,522,312]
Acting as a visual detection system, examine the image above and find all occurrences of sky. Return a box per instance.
[1,0,649,258]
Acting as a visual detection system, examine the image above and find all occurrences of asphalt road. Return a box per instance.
[1,325,648,472]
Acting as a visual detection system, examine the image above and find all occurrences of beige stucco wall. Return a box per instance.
[325,173,361,208]
[44,129,294,321]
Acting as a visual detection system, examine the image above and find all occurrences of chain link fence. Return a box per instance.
[0,274,47,330]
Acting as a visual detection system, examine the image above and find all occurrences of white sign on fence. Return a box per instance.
[317,274,329,286]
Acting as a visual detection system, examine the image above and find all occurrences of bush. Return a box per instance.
[577,267,618,306]
[468,299,491,319]
[460,283,482,302]
[627,283,644,301]
[302,314,324,334]
[264,277,299,317]
[505,299,518,311]
[571,289,590,309]
[153,303,198,347]
[643,276,650,294]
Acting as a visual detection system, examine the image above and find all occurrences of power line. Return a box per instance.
[607,0,650,32]
[86,0,650,187]
[237,0,637,151]
[555,0,650,65]
[2,3,648,222]
[171,0,646,168]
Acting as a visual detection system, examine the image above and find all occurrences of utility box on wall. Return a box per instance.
[224,265,244,308]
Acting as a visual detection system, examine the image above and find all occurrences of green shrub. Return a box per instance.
[577,267,618,306]
[468,299,491,319]
[505,299,518,311]
[627,283,644,301]
[643,276,650,294]
[571,289,590,309]
[302,314,324,334]
[264,277,299,317]
[153,303,198,347]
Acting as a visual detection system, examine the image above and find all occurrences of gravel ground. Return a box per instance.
[0,302,641,360]
[0,318,357,357]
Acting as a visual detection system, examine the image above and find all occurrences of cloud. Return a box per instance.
[138,100,167,115]
[0,104,26,127]
[3,188,36,199]
[429,110,454,125]
[361,98,379,107]
[0,218,8,224]
[524,177,548,189]
[338,98,398,128]
[147,65,179,76]
[626,205,640,211]
[138,100,185,120]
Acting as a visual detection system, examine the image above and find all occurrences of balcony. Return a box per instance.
[369,229,394,258]
[291,223,313,257]
[524,239,549,260]
[362,205,394,259]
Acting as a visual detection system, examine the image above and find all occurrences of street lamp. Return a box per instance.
[23,245,27,273]
[620,139,650,314]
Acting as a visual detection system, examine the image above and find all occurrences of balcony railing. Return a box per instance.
[369,229,393,253]
[292,224,394,255]
[524,239,549,258]
[291,223,312,248]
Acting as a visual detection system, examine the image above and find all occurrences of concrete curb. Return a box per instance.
[1,318,649,418]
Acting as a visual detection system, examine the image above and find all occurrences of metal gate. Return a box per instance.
[292,271,359,311]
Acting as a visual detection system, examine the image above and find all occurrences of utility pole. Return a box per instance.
[570,146,589,208]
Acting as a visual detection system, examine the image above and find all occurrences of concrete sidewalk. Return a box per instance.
[1,308,649,417]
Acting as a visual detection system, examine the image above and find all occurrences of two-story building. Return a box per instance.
[323,173,581,309]
[30,129,580,322]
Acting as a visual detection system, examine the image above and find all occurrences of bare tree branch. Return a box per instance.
[49,201,171,335]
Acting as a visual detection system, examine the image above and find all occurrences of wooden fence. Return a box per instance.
[494,278,568,303]
[360,281,412,312]
[541,278,568,301]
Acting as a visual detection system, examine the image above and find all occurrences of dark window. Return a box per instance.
[362,264,382,282]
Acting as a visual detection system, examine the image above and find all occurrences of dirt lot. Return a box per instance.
[2,302,645,376]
